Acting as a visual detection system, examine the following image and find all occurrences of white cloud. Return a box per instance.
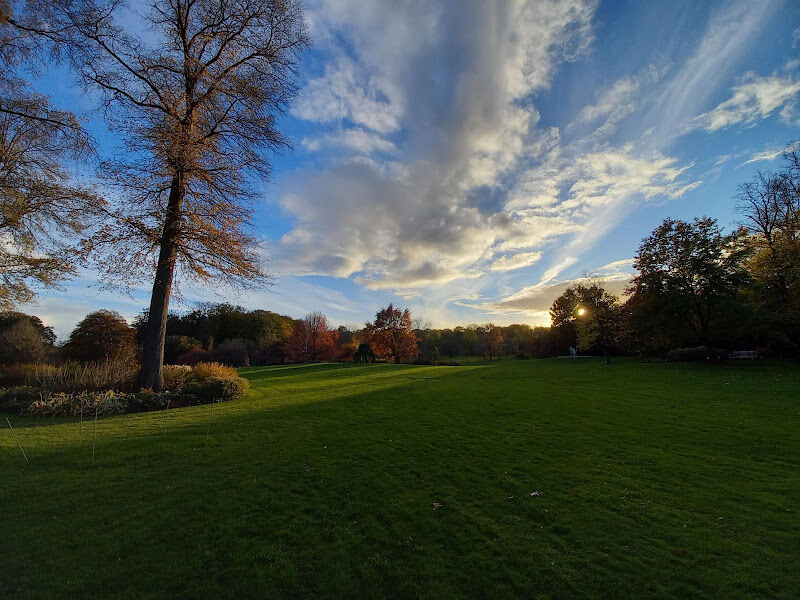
[741,144,794,166]
[270,0,775,322]
[276,0,602,293]
[303,128,397,154]
[642,0,776,145]
[463,260,635,324]
[489,251,543,272]
[690,71,800,132]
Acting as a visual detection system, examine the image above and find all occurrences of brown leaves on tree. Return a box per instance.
[369,304,418,363]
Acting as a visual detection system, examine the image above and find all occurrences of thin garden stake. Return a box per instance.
[163,397,171,437]
[206,400,214,437]
[79,401,84,445]
[92,403,98,463]
[6,416,29,464]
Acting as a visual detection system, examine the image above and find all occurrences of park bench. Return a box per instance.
[729,350,756,359]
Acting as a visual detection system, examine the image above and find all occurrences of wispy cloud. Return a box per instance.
[689,69,800,133]
[741,144,795,166]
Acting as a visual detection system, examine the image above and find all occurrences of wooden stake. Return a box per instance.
[79,401,84,446]
[206,400,214,438]
[92,403,98,463]
[163,397,171,437]
[6,416,28,464]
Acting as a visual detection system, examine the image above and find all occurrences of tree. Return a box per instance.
[0,1,103,309]
[574,286,620,364]
[353,342,376,364]
[550,282,622,361]
[630,217,750,346]
[737,145,800,337]
[477,324,504,360]
[369,304,417,363]
[63,309,137,363]
[47,0,308,389]
[287,311,337,363]
[0,310,55,346]
[0,317,45,363]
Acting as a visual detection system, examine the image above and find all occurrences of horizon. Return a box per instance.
[17,0,800,339]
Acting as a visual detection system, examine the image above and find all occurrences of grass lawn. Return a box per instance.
[1,358,798,599]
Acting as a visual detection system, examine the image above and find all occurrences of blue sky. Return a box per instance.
[23,0,800,338]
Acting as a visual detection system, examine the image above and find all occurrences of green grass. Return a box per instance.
[1,358,798,599]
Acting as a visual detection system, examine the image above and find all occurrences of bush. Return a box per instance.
[176,348,212,366]
[162,365,193,391]
[0,320,47,364]
[211,338,251,367]
[0,386,43,413]
[438,360,461,366]
[125,390,176,413]
[182,376,249,404]
[20,390,130,418]
[665,346,710,362]
[191,362,239,380]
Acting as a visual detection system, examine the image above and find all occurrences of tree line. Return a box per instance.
[2,143,800,367]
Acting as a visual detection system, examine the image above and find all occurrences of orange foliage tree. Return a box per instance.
[369,304,418,363]
[287,312,338,363]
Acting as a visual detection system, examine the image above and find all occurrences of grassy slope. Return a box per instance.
[1,358,798,599]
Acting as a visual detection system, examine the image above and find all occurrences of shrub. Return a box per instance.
[164,335,203,364]
[176,348,212,366]
[438,360,461,366]
[0,320,47,364]
[162,365,193,391]
[211,338,251,367]
[0,386,43,413]
[125,390,175,413]
[182,376,249,404]
[353,343,376,364]
[20,390,129,418]
[665,346,710,362]
[191,362,239,381]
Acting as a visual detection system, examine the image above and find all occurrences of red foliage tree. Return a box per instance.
[370,304,418,363]
[287,312,338,363]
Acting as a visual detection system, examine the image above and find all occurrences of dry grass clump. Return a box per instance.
[191,362,239,381]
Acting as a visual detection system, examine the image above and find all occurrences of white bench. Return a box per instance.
[729,350,756,359]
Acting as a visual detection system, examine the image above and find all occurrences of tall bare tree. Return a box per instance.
[47,0,308,389]
[0,0,102,309]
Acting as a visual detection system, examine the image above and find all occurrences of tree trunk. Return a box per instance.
[140,176,184,391]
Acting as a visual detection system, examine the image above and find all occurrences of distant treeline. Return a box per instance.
[2,144,799,367]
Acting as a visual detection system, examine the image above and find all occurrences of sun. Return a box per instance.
[577,307,586,316]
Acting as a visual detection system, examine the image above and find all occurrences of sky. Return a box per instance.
[21,0,800,339]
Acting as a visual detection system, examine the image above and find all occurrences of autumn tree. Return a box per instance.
[0,317,46,363]
[63,309,137,363]
[369,304,417,363]
[477,324,504,360]
[44,0,308,389]
[0,0,103,309]
[629,217,750,346]
[288,311,337,363]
